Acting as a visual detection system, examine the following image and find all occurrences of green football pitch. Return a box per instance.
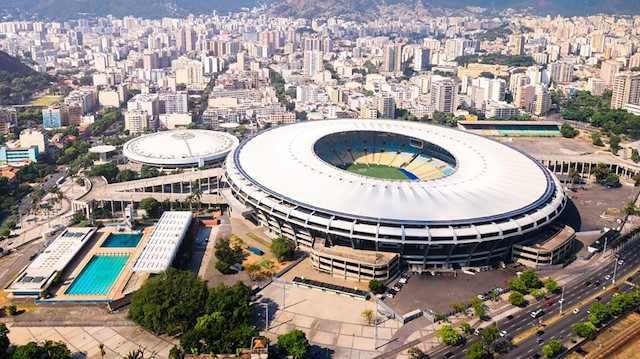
[346,163,409,180]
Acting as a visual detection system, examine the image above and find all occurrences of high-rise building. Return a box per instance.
[600,60,621,85]
[160,91,188,114]
[383,44,403,73]
[303,50,322,76]
[143,51,158,71]
[533,89,551,116]
[412,48,431,72]
[611,74,640,109]
[547,62,574,83]
[376,93,396,118]
[510,35,525,56]
[430,80,458,113]
[588,78,606,96]
[42,104,68,129]
[125,109,150,134]
[0,107,17,136]
[509,73,531,95]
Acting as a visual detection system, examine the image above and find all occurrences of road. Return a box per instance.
[427,241,640,359]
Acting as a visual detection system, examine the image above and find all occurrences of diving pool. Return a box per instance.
[101,232,143,248]
[65,255,129,296]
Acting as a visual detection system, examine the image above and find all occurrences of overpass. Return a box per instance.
[72,168,226,217]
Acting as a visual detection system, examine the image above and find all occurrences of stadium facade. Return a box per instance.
[225,119,567,281]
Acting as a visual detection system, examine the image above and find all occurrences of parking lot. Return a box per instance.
[383,266,521,314]
[557,184,635,231]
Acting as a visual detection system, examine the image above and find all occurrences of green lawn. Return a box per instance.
[346,163,409,180]
[28,95,63,106]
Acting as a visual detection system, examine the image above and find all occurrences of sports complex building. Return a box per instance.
[122,129,238,169]
[225,119,568,281]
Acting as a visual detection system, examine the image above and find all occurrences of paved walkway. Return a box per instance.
[7,325,176,358]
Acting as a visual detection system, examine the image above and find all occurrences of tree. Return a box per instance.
[368,279,386,294]
[451,302,469,316]
[591,131,604,146]
[0,323,9,359]
[632,149,639,163]
[519,269,541,289]
[128,268,209,335]
[85,162,119,182]
[459,322,472,334]
[277,330,310,358]
[541,339,564,358]
[469,297,483,309]
[474,307,486,319]
[479,322,500,347]
[509,292,526,307]
[13,341,71,359]
[270,236,296,262]
[609,135,621,155]
[4,220,15,230]
[116,169,138,182]
[437,325,463,345]
[531,289,546,301]
[408,347,427,359]
[591,163,611,184]
[544,278,561,293]
[560,123,579,138]
[466,342,491,359]
[7,305,17,316]
[0,228,9,238]
[508,278,529,294]
[588,302,611,326]
[245,264,262,281]
[139,197,161,218]
[140,165,160,179]
[606,173,620,184]
[572,322,597,339]
[98,343,106,358]
[361,309,374,324]
[214,237,242,274]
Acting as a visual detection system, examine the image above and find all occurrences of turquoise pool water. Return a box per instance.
[65,255,129,295]
[101,233,143,248]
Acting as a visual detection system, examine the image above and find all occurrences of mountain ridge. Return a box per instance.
[1,0,639,21]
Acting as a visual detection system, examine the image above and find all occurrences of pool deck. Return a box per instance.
[50,227,152,302]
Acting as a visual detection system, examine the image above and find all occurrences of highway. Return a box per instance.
[427,240,640,359]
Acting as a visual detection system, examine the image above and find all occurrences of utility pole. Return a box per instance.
[282,280,286,310]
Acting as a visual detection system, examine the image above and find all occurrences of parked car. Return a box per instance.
[478,294,487,301]
[595,296,602,301]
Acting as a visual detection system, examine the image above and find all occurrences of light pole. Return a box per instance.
[262,302,269,331]
[374,298,378,350]
[559,285,565,315]
[613,254,619,285]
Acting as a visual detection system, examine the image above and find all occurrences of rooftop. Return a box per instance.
[131,211,193,273]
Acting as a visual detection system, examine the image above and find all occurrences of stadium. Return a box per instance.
[225,119,568,280]
[123,129,238,169]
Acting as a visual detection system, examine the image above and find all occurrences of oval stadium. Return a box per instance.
[123,129,239,168]
[225,119,568,280]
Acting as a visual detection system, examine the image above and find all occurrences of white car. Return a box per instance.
[573,308,580,314]
[399,277,408,284]
[605,275,611,281]
[478,295,486,301]
[558,298,565,304]
[500,330,508,337]
[386,292,395,299]
[618,260,624,265]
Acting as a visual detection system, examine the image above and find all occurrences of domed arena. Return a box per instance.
[225,119,567,279]
[123,129,238,168]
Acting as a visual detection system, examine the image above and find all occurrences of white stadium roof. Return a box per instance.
[123,130,238,167]
[231,119,556,224]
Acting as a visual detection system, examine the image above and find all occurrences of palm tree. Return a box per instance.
[98,343,106,358]
[124,349,144,359]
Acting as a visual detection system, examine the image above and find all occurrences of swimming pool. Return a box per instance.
[101,233,143,248]
[65,255,129,295]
